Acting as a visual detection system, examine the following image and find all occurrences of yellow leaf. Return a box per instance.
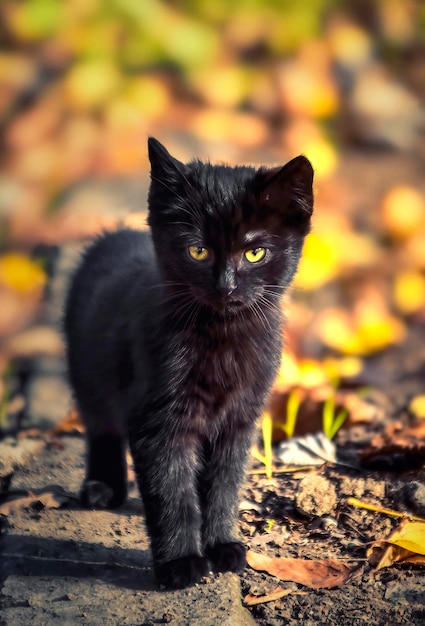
[277,61,339,119]
[388,520,425,555]
[366,518,425,569]
[393,271,425,314]
[301,137,338,178]
[328,22,372,67]
[294,233,339,290]
[297,359,328,388]
[356,315,406,353]
[64,60,120,110]
[323,356,363,381]
[409,395,425,419]
[381,186,425,240]
[5,0,62,41]
[126,76,171,120]
[190,65,252,109]
[0,254,46,293]
[316,308,406,356]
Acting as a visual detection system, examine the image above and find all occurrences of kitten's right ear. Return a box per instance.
[148,137,186,182]
[257,155,314,235]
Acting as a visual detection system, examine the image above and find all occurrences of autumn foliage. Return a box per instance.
[1,0,425,440]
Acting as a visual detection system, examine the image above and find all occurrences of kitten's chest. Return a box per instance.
[182,328,271,418]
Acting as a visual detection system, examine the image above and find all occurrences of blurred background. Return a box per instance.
[1,0,425,435]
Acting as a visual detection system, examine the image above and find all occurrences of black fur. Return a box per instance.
[64,138,313,588]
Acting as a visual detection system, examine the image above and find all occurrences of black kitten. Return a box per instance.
[64,138,313,588]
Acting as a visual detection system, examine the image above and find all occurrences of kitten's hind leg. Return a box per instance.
[81,432,127,509]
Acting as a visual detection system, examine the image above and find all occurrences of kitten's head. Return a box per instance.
[147,137,313,317]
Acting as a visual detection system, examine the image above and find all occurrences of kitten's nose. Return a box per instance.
[216,270,237,297]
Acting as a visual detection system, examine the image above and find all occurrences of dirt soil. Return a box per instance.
[1,150,425,625]
[1,334,425,626]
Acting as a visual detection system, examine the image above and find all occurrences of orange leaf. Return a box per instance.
[246,551,362,589]
[244,586,305,606]
[0,491,68,516]
[50,409,85,436]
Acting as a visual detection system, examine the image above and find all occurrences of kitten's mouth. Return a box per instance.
[203,296,246,316]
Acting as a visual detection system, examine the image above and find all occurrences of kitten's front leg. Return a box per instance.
[129,425,209,588]
[200,421,256,574]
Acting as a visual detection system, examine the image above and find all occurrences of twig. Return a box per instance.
[346,497,425,523]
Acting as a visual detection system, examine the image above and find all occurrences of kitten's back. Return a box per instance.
[64,228,157,429]
[65,229,155,329]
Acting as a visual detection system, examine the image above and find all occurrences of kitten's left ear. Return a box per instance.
[258,155,314,234]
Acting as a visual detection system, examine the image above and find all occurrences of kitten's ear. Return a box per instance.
[258,155,314,234]
[148,137,186,182]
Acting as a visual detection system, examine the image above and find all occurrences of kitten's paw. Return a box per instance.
[80,480,125,509]
[206,541,247,574]
[155,555,210,588]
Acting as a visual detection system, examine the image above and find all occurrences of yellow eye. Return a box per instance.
[244,247,266,263]
[188,246,209,261]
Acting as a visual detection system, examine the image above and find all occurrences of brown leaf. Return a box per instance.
[246,550,363,589]
[367,543,425,570]
[366,518,425,570]
[244,586,304,606]
[0,491,68,516]
[50,409,84,436]
[360,421,425,470]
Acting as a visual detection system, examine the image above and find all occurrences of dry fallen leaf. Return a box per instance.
[367,543,425,569]
[360,420,425,470]
[246,550,362,589]
[387,520,425,554]
[277,432,337,466]
[367,519,425,569]
[0,491,68,516]
[244,586,306,606]
[50,409,85,436]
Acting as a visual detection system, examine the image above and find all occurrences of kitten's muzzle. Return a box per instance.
[215,269,238,298]
[216,284,236,298]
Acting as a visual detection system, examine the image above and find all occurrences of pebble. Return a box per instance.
[295,474,337,517]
